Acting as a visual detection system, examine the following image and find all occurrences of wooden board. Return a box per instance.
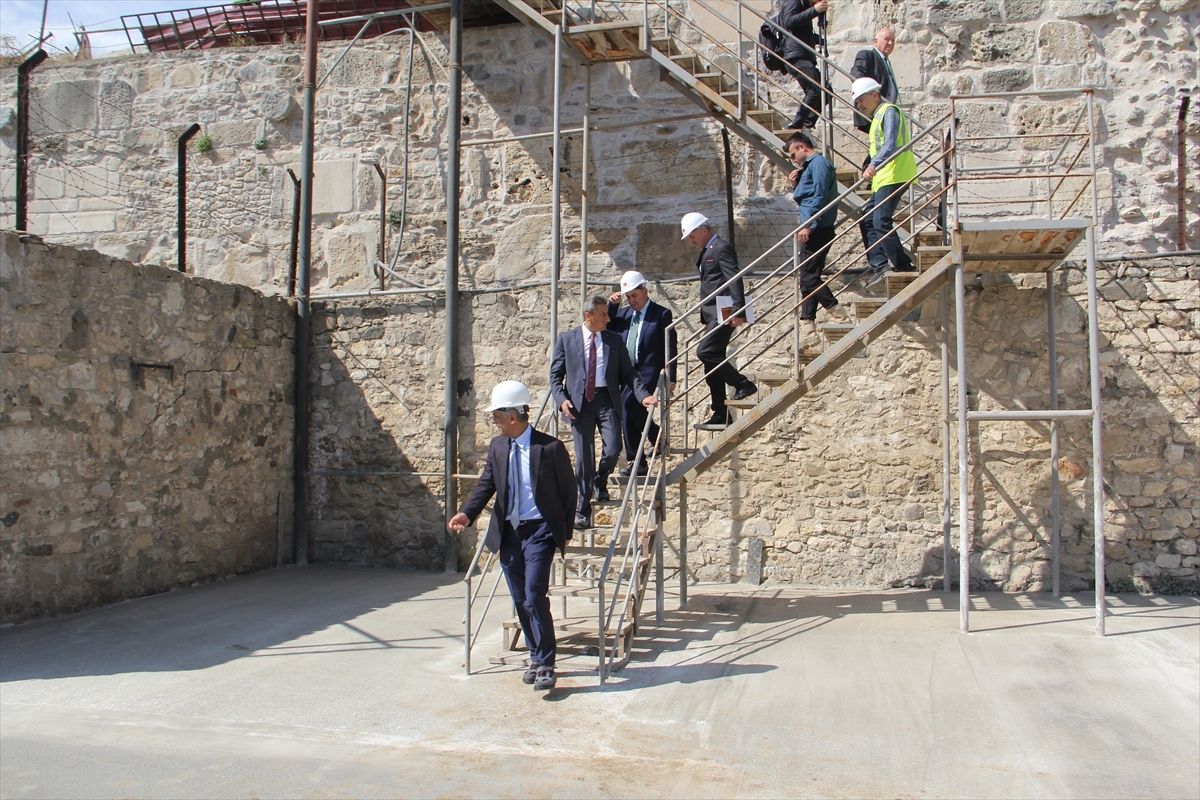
[959,218,1088,273]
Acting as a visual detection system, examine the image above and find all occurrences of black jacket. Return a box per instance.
[851,47,898,132]
[778,0,821,63]
[549,326,651,415]
[458,429,577,554]
[606,299,678,390]
[696,235,747,326]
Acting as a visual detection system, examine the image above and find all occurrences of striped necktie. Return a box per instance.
[507,439,521,527]
[627,311,642,363]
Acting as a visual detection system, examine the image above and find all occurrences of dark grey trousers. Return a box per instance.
[570,391,620,517]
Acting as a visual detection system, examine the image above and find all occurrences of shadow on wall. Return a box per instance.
[307,301,449,571]
[894,266,1197,593]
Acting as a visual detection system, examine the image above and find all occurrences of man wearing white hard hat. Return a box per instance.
[851,76,916,280]
[681,213,757,427]
[449,380,576,692]
[607,270,677,475]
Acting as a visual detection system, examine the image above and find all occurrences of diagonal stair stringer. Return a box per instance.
[667,254,956,484]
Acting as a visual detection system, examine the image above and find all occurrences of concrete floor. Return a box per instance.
[1,566,1197,799]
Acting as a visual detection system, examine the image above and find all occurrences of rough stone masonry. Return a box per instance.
[0,232,295,624]
[0,2,1196,619]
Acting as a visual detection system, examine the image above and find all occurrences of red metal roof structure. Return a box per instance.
[121,0,511,52]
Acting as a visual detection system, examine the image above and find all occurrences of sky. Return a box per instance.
[1,0,221,57]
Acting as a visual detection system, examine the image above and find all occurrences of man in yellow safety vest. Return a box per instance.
[852,76,917,281]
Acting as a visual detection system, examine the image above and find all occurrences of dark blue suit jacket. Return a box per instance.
[549,326,650,417]
[458,429,576,554]
[606,299,677,392]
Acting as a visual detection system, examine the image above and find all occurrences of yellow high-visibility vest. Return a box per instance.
[868,102,918,192]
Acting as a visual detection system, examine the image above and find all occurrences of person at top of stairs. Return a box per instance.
[607,270,677,477]
[448,381,577,692]
[550,296,657,529]
[852,76,917,282]
[681,212,758,427]
[786,131,850,344]
[850,28,899,134]
[778,0,828,129]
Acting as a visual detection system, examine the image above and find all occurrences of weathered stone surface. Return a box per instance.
[30,80,99,137]
[1051,0,1116,18]
[982,66,1033,92]
[260,91,295,122]
[1004,0,1045,21]
[972,25,1036,63]
[0,232,295,624]
[1038,20,1095,64]
[930,0,1002,25]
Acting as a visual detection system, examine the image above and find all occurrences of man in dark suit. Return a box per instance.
[778,0,827,129]
[851,28,899,133]
[550,296,657,528]
[681,213,757,427]
[448,380,576,692]
[607,270,677,476]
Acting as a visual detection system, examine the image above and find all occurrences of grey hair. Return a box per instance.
[496,406,530,422]
[583,294,608,317]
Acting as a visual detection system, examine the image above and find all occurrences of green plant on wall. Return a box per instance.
[387,208,403,226]
[195,134,213,153]
[257,165,268,177]
[253,138,268,150]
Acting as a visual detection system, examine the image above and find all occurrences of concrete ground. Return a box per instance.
[1,566,1197,799]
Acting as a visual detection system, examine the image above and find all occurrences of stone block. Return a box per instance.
[170,64,201,87]
[620,136,724,199]
[260,91,295,122]
[30,80,99,137]
[47,212,116,235]
[930,0,1001,24]
[981,67,1032,92]
[971,25,1035,63]
[490,213,552,280]
[99,81,136,130]
[32,168,65,200]
[745,537,764,585]
[1003,0,1043,20]
[1050,0,1115,17]
[1038,21,1095,65]
[312,160,357,215]
[635,222,694,276]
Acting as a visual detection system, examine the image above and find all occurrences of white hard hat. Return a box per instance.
[485,380,534,412]
[680,212,709,240]
[620,270,646,293]
[851,77,882,101]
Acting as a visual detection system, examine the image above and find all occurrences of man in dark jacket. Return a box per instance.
[607,270,677,475]
[550,296,656,528]
[448,380,576,691]
[850,28,899,133]
[778,0,828,129]
[681,213,757,427]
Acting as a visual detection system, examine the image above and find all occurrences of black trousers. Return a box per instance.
[787,60,823,128]
[621,385,659,464]
[500,519,557,668]
[697,321,749,412]
[569,391,620,517]
[800,226,838,320]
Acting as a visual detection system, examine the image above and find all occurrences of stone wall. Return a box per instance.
[0,231,295,624]
[310,253,1197,591]
[0,2,1195,295]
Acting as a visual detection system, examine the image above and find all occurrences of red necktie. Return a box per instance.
[584,332,597,402]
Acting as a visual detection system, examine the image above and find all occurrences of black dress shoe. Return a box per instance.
[732,382,758,401]
[618,465,633,477]
[701,410,733,427]
[595,487,611,502]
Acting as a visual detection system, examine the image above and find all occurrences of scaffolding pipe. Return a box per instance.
[549,23,564,436]
[1178,93,1191,251]
[293,0,319,566]
[15,49,48,233]
[580,64,591,310]
[287,168,300,296]
[723,128,736,249]
[954,261,970,632]
[941,284,952,592]
[1048,273,1061,596]
[1086,223,1106,635]
[176,124,201,273]
[444,0,464,573]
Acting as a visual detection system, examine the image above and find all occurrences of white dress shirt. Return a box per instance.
[583,328,608,388]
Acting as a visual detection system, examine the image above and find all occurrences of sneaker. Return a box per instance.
[574,515,590,531]
[595,487,611,503]
[865,269,893,290]
[522,664,540,685]
[533,667,557,691]
[826,305,850,323]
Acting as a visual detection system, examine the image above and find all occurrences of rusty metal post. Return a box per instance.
[16,49,48,233]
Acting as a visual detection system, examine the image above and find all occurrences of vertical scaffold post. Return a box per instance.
[294,0,319,566]
[548,23,563,437]
[444,0,464,573]
[287,168,300,296]
[580,65,591,310]
[15,49,48,234]
[1086,223,1105,636]
[679,478,688,608]
[1048,271,1061,596]
[955,260,970,632]
[941,284,952,592]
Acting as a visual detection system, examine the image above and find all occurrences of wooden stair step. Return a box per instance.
[504,614,634,636]
[836,169,858,183]
[854,300,885,318]
[547,584,634,599]
[751,372,790,386]
[918,245,951,272]
[725,398,757,409]
[916,231,944,248]
[886,272,919,296]
[694,422,731,431]
[798,350,820,365]
[671,53,702,71]
[650,37,680,56]
[820,323,855,342]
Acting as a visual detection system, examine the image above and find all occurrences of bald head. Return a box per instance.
[874,28,895,56]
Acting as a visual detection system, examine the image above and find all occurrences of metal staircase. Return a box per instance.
[457,0,1109,678]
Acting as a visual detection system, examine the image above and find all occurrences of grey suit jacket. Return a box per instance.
[549,326,650,417]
